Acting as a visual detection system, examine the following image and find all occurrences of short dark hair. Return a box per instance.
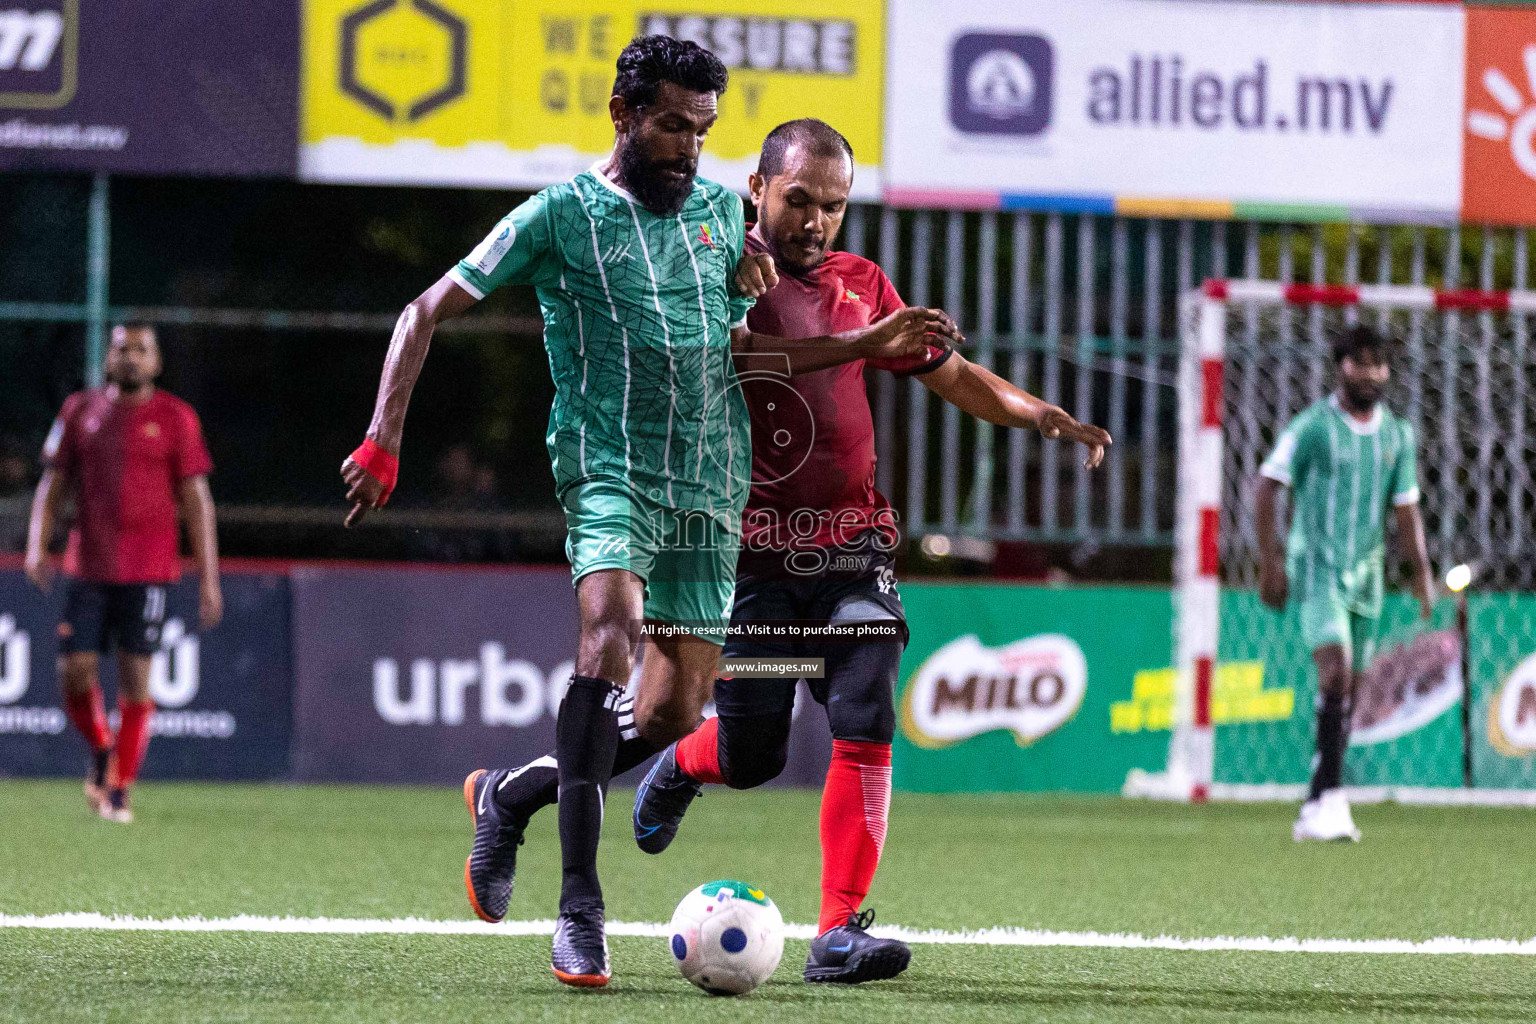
[1333,324,1387,364]
[612,35,728,109]
[756,118,854,179]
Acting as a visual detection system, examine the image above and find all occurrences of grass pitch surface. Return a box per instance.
[1,780,1533,1022]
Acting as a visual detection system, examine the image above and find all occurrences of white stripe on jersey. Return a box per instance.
[697,187,736,507]
[676,213,713,488]
[574,183,632,480]
[560,268,588,476]
[1345,429,1361,572]
[624,199,678,507]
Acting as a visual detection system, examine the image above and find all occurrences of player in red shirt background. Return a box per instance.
[24,324,222,823]
[468,120,1109,983]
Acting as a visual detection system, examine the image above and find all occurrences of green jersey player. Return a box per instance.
[1255,324,1434,843]
[339,36,959,987]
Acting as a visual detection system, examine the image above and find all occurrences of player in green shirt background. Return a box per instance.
[1255,324,1434,843]
[338,36,958,987]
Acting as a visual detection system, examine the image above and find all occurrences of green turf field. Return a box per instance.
[2,780,1533,1022]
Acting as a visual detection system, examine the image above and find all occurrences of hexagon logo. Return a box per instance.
[339,0,465,123]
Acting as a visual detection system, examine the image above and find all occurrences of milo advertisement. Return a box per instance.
[894,582,1535,794]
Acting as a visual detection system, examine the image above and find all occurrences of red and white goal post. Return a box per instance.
[1125,279,1536,804]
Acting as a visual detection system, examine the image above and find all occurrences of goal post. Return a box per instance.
[1127,279,1536,804]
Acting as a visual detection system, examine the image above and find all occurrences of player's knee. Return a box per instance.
[58,655,96,696]
[826,641,901,745]
[635,698,703,746]
[717,715,790,789]
[577,615,634,680]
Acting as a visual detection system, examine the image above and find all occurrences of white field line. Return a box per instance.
[3,914,1535,955]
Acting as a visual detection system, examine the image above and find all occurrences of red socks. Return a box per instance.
[676,722,894,935]
[63,685,112,751]
[673,716,724,784]
[818,739,892,934]
[112,698,155,788]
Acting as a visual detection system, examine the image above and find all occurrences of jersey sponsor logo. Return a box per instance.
[0,0,77,110]
[372,643,574,727]
[338,0,467,123]
[142,421,161,439]
[949,33,1053,137]
[594,535,630,557]
[600,239,633,265]
[468,222,517,275]
[901,633,1086,748]
[695,222,716,249]
[1490,650,1536,756]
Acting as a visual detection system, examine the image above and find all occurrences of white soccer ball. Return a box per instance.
[668,879,785,995]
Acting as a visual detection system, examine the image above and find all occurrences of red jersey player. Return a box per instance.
[474,120,1109,984]
[24,324,222,823]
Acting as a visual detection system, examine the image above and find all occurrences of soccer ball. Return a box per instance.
[668,879,785,995]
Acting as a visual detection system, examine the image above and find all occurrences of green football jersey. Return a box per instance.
[1259,396,1420,615]
[449,166,754,515]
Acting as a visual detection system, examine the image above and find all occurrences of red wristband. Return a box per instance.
[349,439,398,506]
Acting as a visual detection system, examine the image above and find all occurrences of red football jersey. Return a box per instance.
[43,388,213,584]
[740,228,950,552]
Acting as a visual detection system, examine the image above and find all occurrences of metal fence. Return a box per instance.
[5,174,1536,555]
[842,210,1536,550]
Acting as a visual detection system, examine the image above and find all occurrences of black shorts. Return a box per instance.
[59,581,168,656]
[718,530,907,722]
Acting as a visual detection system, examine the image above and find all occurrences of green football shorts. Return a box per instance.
[560,478,741,645]
[1297,587,1379,671]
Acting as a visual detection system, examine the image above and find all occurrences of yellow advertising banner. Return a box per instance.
[302,0,884,197]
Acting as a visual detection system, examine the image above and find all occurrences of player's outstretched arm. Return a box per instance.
[1394,502,1435,620]
[731,306,964,376]
[23,467,67,592]
[342,275,479,527]
[919,353,1111,469]
[1255,476,1289,611]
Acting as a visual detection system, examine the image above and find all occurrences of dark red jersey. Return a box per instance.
[43,388,213,584]
[741,228,950,552]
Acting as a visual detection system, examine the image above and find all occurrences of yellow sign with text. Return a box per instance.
[303,0,884,194]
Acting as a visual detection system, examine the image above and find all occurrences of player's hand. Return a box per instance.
[1260,560,1289,611]
[199,581,224,631]
[734,251,779,298]
[23,549,54,592]
[859,307,964,360]
[1037,406,1112,469]
[341,456,387,528]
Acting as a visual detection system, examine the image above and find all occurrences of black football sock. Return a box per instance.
[556,674,622,910]
[1308,691,1348,800]
[495,696,658,817]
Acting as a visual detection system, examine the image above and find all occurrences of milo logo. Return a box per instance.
[1490,652,1536,757]
[901,634,1087,749]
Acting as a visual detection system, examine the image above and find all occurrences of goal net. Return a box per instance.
[1129,280,1536,802]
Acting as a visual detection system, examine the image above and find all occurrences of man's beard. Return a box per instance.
[108,370,150,394]
[617,134,696,215]
[1341,380,1382,412]
[770,233,831,275]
